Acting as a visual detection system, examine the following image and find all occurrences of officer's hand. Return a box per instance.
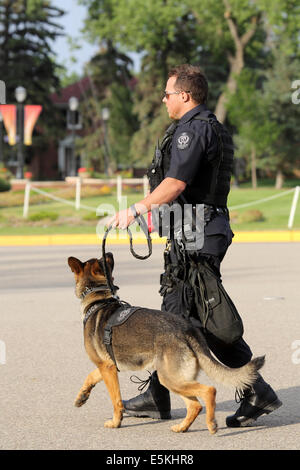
[107,208,135,230]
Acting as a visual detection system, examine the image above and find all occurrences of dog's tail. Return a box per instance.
[190,335,265,390]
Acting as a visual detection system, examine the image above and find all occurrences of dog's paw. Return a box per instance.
[104,419,121,429]
[208,419,218,435]
[171,423,188,433]
[74,391,90,407]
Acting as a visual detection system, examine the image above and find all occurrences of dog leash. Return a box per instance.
[127,205,152,261]
[96,212,152,369]
[102,212,152,297]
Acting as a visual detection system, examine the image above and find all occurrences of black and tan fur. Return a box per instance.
[68,253,265,434]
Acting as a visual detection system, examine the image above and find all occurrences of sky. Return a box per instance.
[51,0,99,75]
[51,0,140,76]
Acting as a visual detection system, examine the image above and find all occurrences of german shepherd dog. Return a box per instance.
[68,253,265,434]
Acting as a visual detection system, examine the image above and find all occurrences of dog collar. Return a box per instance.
[80,284,119,300]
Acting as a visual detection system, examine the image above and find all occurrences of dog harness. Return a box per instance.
[103,304,141,370]
[83,300,141,370]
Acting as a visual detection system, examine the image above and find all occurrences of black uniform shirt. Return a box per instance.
[165,104,233,256]
[165,104,219,204]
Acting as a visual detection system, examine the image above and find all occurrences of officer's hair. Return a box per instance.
[168,64,208,104]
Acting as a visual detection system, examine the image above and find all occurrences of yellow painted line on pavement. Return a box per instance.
[0,233,166,246]
[0,231,299,246]
[233,230,300,243]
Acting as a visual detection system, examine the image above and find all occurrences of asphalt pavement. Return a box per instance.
[0,242,299,450]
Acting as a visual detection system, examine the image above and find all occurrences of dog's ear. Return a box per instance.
[68,257,84,274]
[98,253,114,273]
[96,253,114,279]
[91,259,102,276]
[105,252,114,272]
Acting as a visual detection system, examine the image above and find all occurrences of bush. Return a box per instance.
[238,209,265,223]
[0,166,13,181]
[229,210,239,223]
[28,211,59,222]
[0,178,11,192]
[82,212,99,221]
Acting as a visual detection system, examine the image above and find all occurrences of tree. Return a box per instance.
[80,0,213,165]
[76,40,137,174]
[227,70,280,188]
[80,0,300,175]
[227,45,300,190]
[261,46,300,188]
[108,82,139,168]
[0,0,66,150]
[188,0,300,123]
[186,0,269,123]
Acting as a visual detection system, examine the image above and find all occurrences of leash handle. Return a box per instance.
[127,207,152,260]
[127,225,152,260]
[102,215,152,294]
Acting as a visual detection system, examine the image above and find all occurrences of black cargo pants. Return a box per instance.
[160,214,253,368]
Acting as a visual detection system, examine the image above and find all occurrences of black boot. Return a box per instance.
[226,375,282,427]
[123,371,171,419]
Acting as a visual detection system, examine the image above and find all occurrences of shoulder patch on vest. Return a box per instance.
[176,131,193,150]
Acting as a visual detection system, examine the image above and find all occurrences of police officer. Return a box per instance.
[109,64,282,427]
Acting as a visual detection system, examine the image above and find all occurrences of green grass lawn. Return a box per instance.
[0,192,139,235]
[227,186,299,231]
[0,183,299,236]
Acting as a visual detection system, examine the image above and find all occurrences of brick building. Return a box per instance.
[29,77,90,180]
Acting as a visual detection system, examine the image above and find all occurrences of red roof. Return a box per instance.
[51,75,138,105]
[51,76,91,104]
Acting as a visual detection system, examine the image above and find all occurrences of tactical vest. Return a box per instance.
[146,113,234,207]
[146,121,178,193]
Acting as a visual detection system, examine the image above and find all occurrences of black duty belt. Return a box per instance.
[203,204,229,219]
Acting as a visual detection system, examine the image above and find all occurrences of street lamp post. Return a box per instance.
[0,80,5,165]
[15,86,27,179]
[102,107,110,176]
[0,111,3,165]
[68,96,79,177]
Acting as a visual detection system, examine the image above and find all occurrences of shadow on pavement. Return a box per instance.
[119,386,300,435]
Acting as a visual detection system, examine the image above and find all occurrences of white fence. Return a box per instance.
[22,179,300,229]
[23,176,149,218]
[228,186,300,229]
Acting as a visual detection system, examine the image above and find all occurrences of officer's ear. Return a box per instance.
[182,91,191,103]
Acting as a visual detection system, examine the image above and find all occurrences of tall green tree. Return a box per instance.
[83,0,267,123]
[227,70,280,188]
[81,0,300,174]
[76,39,137,174]
[81,0,213,165]
[108,82,139,168]
[228,47,300,189]
[187,0,300,122]
[0,0,65,142]
[261,46,300,188]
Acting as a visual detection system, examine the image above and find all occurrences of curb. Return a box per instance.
[0,231,299,246]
